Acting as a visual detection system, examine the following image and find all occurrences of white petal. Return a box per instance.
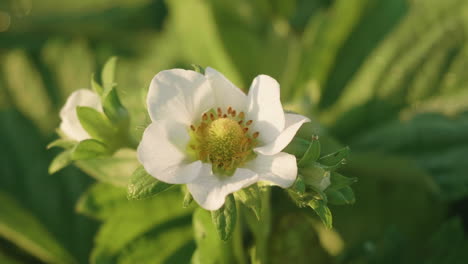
[247,152,298,188]
[137,121,201,184]
[247,75,285,144]
[187,165,258,210]
[147,69,215,125]
[255,113,310,155]
[59,89,102,141]
[205,67,247,112]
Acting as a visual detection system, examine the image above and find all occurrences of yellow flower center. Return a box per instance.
[187,107,259,176]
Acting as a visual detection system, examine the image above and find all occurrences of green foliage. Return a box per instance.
[127,166,173,200]
[2,0,468,262]
[211,195,237,241]
[0,192,77,264]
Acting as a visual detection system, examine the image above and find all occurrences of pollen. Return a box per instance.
[187,106,260,176]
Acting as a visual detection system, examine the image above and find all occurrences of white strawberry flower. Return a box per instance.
[59,89,102,141]
[137,68,310,210]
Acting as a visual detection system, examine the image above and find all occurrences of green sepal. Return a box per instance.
[326,186,355,205]
[71,139,110,160]
[211,194,237,241]
[234,184,262,220]
[91,73,103,95]
[298,135,321,167]
[191,64,204,74]
[102,88,129,125]
[127,166,173,200]
[183,187,194,208]
[308,199,332,229]
[48,150,72,174]
[101,57,117,95]
[329,172,357,190]
[76,106,117,144]
[47,139,76,150]
[291,176,306,195]
[301,165,330,192]
[319,146,350,167]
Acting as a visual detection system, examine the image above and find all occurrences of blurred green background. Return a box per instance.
[1,0,468,263]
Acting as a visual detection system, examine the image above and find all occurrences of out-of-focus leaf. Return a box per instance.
[76,183,128,221]
[127,166,173,200]
[75,148,138,187]
[0,110,96,263]
[2,50,55,132]
[71,139,110,160]
[0,192,77,264]
[192,208,231,264]
[90,189,192,264]
[211,194,237,241]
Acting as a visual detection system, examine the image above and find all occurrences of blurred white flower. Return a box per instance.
[59,89,102,141]
[138,68,309,210]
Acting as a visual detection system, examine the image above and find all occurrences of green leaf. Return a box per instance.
[46,139,76,150]
[326,186,356,205]
[0,192,78,264]
[192,208,230,264]
[75,148,139,187]
[234,184,262,219]
[76,183,128,220]
[319,146,350,167]
[76,106,116,143]
[127,166,173,200]
[211,194,237,241]
[308,199,332,229]
[101,56,117,94]
[298,135,321,167]
[71,139,110,160]
[48,150,72,174]
[90,189,191,264]
[102,88,129,125]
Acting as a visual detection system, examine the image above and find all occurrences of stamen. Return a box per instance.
[202,113,208,121]
[223,114,227,118]
[243,127,249,133]
[210,113,215,120]
[227,106,232,114]
[246,120,253,126]
[231,110,236,117]
[238,112,245,119]
[217,107,222,116]
[253,132,259,138]
[190,125,196,131]
[238,120,243,125]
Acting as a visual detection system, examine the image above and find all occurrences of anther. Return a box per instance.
[202,113,208,121]
[223,114,227,118]
[243,127,249,133]
[210,113,215,120]
[227,106,232,114]
[217,107,222,115]
[190,125,196,131]
[231,110,236,117]
[246,120,253,126]
[238,120,243,125]
[253,132,259,138]
[238,112,245,119]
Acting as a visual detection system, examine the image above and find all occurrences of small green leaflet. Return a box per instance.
[127,166,173,200]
